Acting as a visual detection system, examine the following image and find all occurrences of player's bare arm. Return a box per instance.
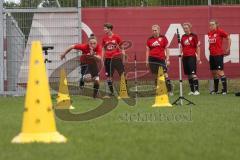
[88,48,102,61]
[102,47,105,55]
[146,46,150,67]
[121,48,126,55]
[165,48,170,66]
[60,45,74,60]
[196,41,201,64]
[93,54,102,61]
[225,35,231,53]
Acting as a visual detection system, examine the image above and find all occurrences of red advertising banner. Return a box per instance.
[82,6,240,79]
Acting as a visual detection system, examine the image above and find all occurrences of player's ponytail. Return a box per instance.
[88,33,97,41]
[90,33,95,38]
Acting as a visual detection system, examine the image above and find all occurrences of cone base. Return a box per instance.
[152,103,172,107]
[103,95,110,99]
[118,96,130,99]
[69,105,75,110]
[55,105,75,110]
[11,131,67,143]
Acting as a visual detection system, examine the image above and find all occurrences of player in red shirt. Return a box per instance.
[180,23,201,96]
[102,23,126,96]
[208,20,231,95]
[146,25,173,95]
[60,34,103,98]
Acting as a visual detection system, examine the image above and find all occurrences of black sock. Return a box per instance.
[188,78,194,92]
[193,79,199,92]
[107,80,114,94]
[221,76,227,92]
[93,82,99,98]
[154,78,157,86]
[214,78,219,92]
[166,79,172,93]
[80,78,84,88]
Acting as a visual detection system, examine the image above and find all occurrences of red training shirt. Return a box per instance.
[147,35,168,60]
[102,34,122,59]
[208,28,228,56]
[73,43,102,64]
[181,33,199,57]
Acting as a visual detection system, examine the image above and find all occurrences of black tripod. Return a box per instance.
[42,46,54,64]
[172,29,195,106]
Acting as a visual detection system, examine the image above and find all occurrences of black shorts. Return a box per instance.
[104,58,125,77]
[148,56,167,74]
[80,62,99,78]
[182,56,197,75]
[209,55,224,70]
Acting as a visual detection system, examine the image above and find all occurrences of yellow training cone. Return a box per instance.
[11,41,67,143]
[152,67,172,107]
[118,73,129,99]
[55,69,74,109]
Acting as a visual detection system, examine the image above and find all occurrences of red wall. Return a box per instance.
[82,6,240,79]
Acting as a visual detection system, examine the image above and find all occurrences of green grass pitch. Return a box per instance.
[0,89,240,160]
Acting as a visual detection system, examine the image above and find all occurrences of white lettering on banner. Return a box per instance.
[165,24,185,56]
[82,22,93,37]
[227,34,239,63]
[205,34,239,63]
[205,35,210,60]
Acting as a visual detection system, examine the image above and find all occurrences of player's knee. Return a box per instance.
[94,80,100,85]
[94,76,100,83]
[188,75,192,79]
[211,71,218,77]
[191,74,198,80]
[107,76,112,81]
[83,74,92,82]
[218,70,225,77]
[164,73,169,78]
